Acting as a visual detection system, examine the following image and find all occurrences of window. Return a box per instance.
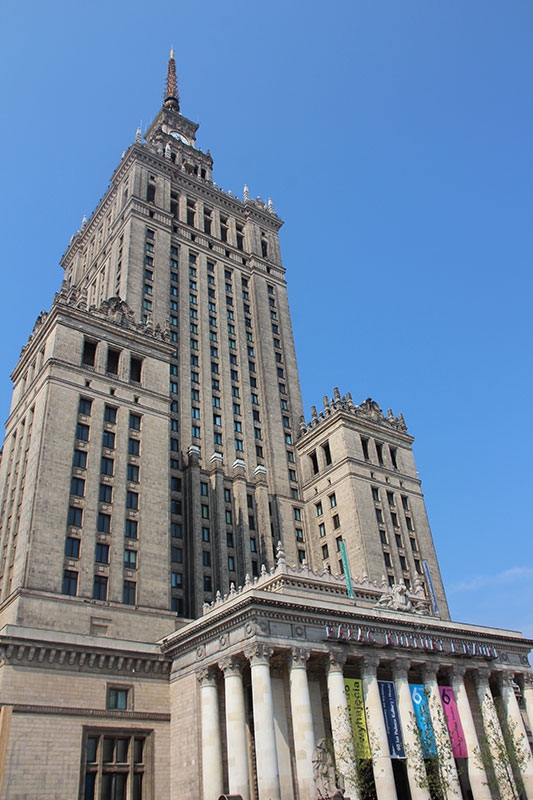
[310,451,319,474]
[191,407,200,419]
[125,463,139,483]
[316,501,323,517]
[319,523,326,538]
[214,432,222,445]
[390,447,398,469]
[102,430,115,449]
[227,532,234,548]
[287,450,295,462]
[192,425,201,438]
[235,439,243,451]
[71,477,85,497]
[128,438,140,456]
[82,339,97,367]
[329,493,337,508]
[79,397,93,416]
[224,488,231,503]
[97,513,111,533]
[201,504,209,519]
[62,570,78,596]
[387,491,395,507]
[171,546,183,563]
[124,550,137,569]
[171,572,182,587]
[380,529,387,544]
[81,731,149,799]
[401,496,409,511]
[376,442,384,465]
[213,414,222,426]
[410,538,418,553]
[322,544,329,560]
[76,423,90,442]
[171,523,182,538]
[107,687,129,710]
[104,406,117,424]
[293,507,302,521]
[106,348,120,376]
[332,514,340,529]
[203,575,212,592]
[375,508,384,524]
[288,469,297,482]
[225,510,233,525]
[361,437,370,460]
[73,449,88,469]
[125,519,138,539]
[391,512,399,527]
[126,491,138,510]
[129,413,141,431]
[228,556,235,571]
[95,543,109,564]
[297,549,306,564]
[93,575,108,601]
[68,506,83,527]
[372,487,380,502]
[200,482,208,497]
[406,516,414,531]
[101,457,114,476]
[99,484,112,503]
[384,552,392,569]
[250,537,257,552]
[414,559,422,574]
[202,551,211,567]
[400,555,407,571]
[202,527,210,542]
[65,537,80,558]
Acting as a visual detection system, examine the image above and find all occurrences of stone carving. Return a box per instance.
[299,390,408,436]
[375,581,430,615]
[312,738,343,799]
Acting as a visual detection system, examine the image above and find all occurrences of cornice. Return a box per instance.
[9,703,170,722]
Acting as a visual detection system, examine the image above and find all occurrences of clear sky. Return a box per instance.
[1,1,532,636]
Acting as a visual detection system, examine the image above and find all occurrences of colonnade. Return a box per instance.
[197,644,533,800]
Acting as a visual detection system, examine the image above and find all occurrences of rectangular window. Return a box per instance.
[387,491,395,506]
[372,487,380,502]
[129,413,141,430]
[126,491,138,510]
[228,556,235,571]
[92,576,108,600]
[65,537,80,558]
[310,451,319,474]
[235,439,243,451]
[128,438,140,456]
[376,442,384,465]
[124,550,137,569]
[322,544,329,560]
[201,504,209,519]
[192,425,201,438]
[332,514,340,529]
[73,449,88,469]
[82,339,97,367]
[122,581,136,605]
[204,575,212,592]
[171,546,183,563]
[384,552,392,569]
[171,572,182,587]
[99,484,112,503]
[76,423,90,442]
[225,510,233,525]
[107,687,129,710]
[316,501,323,516]
[390,447,398,469]
[101,456,114,476]
[71,477,85,497]
[329,493,337,508]
[102,430,115,449]
[361,437,370,460]
[79,397,93,416]
[293,508,301,521]
[127,464,139,483]
[125,519,138,539]
[376,508,384,524]
[106,348,120,376]
[62,570,78,596]
[391,512,399,527]
[319,522,326,538]
[202,527,210,542]
[68,506,83,527]
[171,523,182,538]
[401,496,409,511]
[95,543,109,564]
[97,513,111,533]
[380,529,387,544]
[202,551,211,567]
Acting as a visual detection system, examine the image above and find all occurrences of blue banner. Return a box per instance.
[378,680,405,758]
[409,683,437,757]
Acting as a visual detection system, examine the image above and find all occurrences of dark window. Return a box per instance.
[147,183,156,203]
[202,551,211,567]
[68,506,83,527]
[376,442,384,465]
[390,447,398,469]
[93,575,108,601]
[76,423,90,442]
[127,464,139,482]
[171,546,182,563]
[124,550,137,569]
[130,357,143,384]
[104,406,117,423]
[129,413,141,430]
[106,348,120,376]
[82,339,97,367]
[372,487,380,502]
[126,492,138,510]
[401,496,409,511]
[361,437,370,460]
[333,514,340,529]
[123,581,136,605]
[97,513,111,533]
[380,529,387,544]
[73,449,88,469]
[125,520,138,539]
[376,508,384,524]
[384,552,392,569]
[101,457,114,476]
[387,491,395,506]
[107,687,129,710]
[391,513,399,527]
[65,537,80,558]
[71,477,85,497]
[99,484,112,503]
[79,397,92,416]
[62,570,78,596]
[322,544,329,560]
[203,575,212,592]
[102,430,115,449]
[310,451,319,474]
[95,543,109,564]
[128,439,140,456]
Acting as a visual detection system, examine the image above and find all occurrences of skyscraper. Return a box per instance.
[0,53,531,800]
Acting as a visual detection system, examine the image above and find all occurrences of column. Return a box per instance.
[497,672,533,797]
[220,656,250,800]
[522,672,533,736]
[360,655,397,800]
[326,652,359,800]
[199,667,224,800]
[246,644,281,800]
[449,666,491,800]
[393,659,431,800]
[288,648,315,799]
[422,664,462,800]
[473,668,519,800]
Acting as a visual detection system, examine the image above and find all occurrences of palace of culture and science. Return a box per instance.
[0,52,531,800]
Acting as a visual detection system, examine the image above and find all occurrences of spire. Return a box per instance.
[163,48,180,111]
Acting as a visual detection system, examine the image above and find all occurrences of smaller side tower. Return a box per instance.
[296,390,449,618]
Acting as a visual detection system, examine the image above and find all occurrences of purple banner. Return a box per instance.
[439,686,467,758]
[378,680,405,758]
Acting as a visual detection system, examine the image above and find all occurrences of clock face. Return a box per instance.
[169,130,190,145]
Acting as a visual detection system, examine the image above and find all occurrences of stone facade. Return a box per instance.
[0,53,531,800]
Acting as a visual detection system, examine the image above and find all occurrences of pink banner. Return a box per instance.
[439,686,467,758]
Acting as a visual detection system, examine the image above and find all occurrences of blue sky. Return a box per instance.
[1,1,532,636]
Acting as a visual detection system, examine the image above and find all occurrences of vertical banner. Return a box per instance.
[344,678,371,758]
[422,560,439,614]
[409,684,437,757]
[378,680,405,758]
[338,540,354,599]
[439,686,467,758]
